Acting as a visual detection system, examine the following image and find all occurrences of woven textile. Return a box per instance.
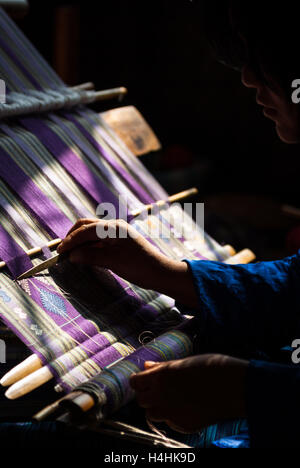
[0,7,230,410]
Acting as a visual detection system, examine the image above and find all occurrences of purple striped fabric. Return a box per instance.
[0,122,92,219]
[0,225,33,277]
[79,108,167,202]
[0,144,72,239]
[20,117,121,214]
[63,112,154,205]
[14,275,126,378]
[48,113,141,212]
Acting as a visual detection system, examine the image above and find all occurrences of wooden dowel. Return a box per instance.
[70,82,94,91]
[93,87,127,102]
[131,187,198,217]
[168,187,198,204]
[0,354,42,386]
[0,238,62,270]
[224,248,256,265]
[5,366,53,400]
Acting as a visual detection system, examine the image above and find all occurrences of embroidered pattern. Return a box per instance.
[39,289,67,318]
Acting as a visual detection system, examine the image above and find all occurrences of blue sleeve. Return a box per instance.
[246,360,300,447]
[184,252,300,354]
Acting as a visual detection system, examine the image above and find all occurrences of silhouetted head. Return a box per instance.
[199,1,300,143]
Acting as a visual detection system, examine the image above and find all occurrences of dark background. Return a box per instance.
[12,0,300,258]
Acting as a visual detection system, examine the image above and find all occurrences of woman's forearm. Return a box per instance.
[148,257,199,308]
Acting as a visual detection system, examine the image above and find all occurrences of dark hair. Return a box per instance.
[198,0,300,96]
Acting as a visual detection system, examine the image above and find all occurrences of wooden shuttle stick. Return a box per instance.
[93,87,127,102]
[0,238,62,270]
[130,187,198,217]
[70,82,95,91]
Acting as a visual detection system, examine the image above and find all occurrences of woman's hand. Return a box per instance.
[57,218,199,307]
[130,354,248,432]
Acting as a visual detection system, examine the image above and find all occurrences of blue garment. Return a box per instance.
[185,252,300,448]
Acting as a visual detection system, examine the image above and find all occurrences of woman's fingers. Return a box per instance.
[58,222,102,253]
[65,218,98,237]
[130,363,164,392]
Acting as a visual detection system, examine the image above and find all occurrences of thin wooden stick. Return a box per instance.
[0,238,62,270]
[92,87,127,102]
[131,187,198,217]
[70,82,94,91]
